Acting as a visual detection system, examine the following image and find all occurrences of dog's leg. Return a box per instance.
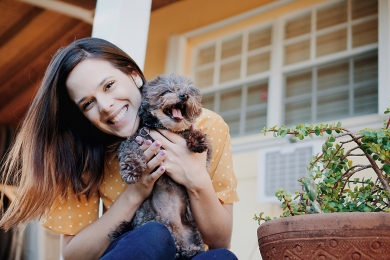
[118,137,147,184]
[185,129,210,153]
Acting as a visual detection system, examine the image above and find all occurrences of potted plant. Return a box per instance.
[254,108,390,259]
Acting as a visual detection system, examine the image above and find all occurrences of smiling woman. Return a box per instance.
[66,59,143,138]
[0,37,239,260]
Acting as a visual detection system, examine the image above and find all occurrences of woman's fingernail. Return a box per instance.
[145,140,152,146]
[154,141,160,147]
[159,150,166,156]
[135,136,143,144]
[159,166,165,172]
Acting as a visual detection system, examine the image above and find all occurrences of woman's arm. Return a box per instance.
[60,140,166,260]
[149,127,234,249]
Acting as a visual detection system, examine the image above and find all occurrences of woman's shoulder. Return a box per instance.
[196,109,227,132]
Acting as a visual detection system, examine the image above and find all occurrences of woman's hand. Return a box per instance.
[123,137,167,202]
[147,126,209,191]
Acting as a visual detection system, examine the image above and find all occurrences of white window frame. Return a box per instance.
[165,0,389,139]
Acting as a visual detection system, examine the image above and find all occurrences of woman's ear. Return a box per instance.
[130,71,143,88]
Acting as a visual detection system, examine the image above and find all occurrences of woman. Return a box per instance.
[0,38,239,259]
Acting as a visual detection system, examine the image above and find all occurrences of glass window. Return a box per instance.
[221,35,242,59]
[285,13,311,39]
[284,52,378,126]
[191,0,378,138]
[317,1,347,30]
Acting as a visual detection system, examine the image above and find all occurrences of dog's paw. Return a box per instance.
[186,129,209,153]
[118,142,147,184]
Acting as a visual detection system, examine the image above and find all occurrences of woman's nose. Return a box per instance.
[97,95,113,113]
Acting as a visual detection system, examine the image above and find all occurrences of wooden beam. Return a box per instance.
[18,0,94,24]
[0,21,92,126]
[0,6,43,48]
[0,11,86,107]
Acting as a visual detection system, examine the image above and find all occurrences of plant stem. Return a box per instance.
[347,131,390,194]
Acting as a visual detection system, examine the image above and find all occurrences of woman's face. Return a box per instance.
[66,58,142,138]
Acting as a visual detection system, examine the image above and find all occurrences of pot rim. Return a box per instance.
[257,212,390,240]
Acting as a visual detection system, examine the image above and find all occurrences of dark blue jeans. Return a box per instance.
[100,222,238,260]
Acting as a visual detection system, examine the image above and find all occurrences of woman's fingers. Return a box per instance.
[148,164,165,182]
[144,148,166,174]
[135,135,163,158]
[144,140,162,160]
[135,136,152,150]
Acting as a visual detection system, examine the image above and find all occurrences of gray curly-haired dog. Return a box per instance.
[109,73,212,259]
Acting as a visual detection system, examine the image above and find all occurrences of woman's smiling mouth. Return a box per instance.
[109,106,128,124]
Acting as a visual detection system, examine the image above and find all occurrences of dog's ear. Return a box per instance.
[138,101,148,116]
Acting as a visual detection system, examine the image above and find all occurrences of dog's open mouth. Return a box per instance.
[163,104,185,121]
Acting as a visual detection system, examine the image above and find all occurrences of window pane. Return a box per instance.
[248,26,271,51]
[285,40,310,65]
[318,62,349,92]
[285,71,311,98]
[245,109,267,135]
[197,45,215,66]
[317,1,347,30]
[316,29,347,57]
[247,83,268,106]
[220,60,241,83]
[285,13,311,39]
[202,94,215,111]
[195,68,214,88]
[247,52,270,76]
[221,35,242,59]
[352,19,378,48]
[222,114,240,136]
[354,85,378,116]
[352,0,378,20]
[354,53,378,84]
[317,91,349,121]
[354,53,378,115]
[285,99,311,126]
[220,88,241,112]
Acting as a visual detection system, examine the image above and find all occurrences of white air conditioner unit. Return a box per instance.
[257,139,323,203]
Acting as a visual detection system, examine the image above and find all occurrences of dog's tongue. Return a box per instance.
[172,108,183,120]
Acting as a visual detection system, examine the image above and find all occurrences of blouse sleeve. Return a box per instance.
[41,188,100,235]
[197,109,239,204]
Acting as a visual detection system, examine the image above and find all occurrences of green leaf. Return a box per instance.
[383,164,390,174]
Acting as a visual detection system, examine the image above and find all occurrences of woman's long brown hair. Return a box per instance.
[0,38,146,230]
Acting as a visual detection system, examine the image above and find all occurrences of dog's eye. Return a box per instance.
[161,90,172,96]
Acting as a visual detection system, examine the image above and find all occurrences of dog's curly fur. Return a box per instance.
[109,73,212,259]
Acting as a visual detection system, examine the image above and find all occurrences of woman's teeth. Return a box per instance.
[110,107,128,124]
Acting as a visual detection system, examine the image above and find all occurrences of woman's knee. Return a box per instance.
[139,222,173,243]
[101,222,176,260]
[193,248,238,260]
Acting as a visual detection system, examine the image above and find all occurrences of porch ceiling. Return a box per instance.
[0,0,182,127]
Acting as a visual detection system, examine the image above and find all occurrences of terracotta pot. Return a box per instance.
[257,212,390,259]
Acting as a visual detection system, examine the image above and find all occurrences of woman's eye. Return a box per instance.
[105,81,114,91]
[82,100,93,111]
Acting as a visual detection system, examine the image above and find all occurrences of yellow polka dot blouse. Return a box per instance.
[42,109,239,235]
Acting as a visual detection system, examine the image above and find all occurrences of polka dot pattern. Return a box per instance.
[42,108,239,235]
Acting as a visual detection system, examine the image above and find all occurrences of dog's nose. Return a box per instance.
[179,94,188,101]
